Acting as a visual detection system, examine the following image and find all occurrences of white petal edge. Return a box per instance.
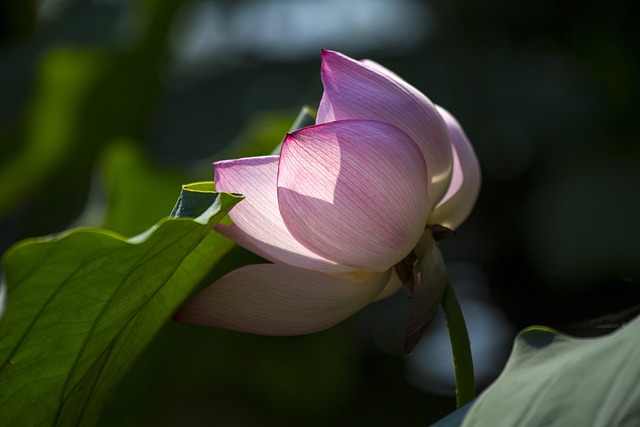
[214,156,353,273]
[428,106,481,229]
[175,264,391,335]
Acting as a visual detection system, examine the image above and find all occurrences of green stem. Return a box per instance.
[441,280,476,407]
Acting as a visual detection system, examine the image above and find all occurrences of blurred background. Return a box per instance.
[1,0,639,425]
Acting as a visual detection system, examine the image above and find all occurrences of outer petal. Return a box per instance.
[174,264,390,335]
[317,49,453,204]
[360,58,406,83]
[428,106,481,229]
[214,156,352,273]
[278,119,430,272]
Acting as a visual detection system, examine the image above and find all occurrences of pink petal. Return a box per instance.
[174,264,390,335]
[278,119,430,272]
[317,50,453,204]
[428,106,481,229]
[360,59,407,82]
[214,156,352,273]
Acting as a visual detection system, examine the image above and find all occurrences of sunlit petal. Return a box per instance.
[360,59,407,82]
[214,156,352,273]
[175,264,390,335]
[428,106,481,229]
[278,119,430,272]
[317,49,453,204]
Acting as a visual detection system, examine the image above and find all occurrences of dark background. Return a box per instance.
[1,0,639,425]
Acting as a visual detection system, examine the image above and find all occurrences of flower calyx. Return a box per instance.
[395,229,450,354]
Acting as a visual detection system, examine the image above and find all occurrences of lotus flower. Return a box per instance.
[176,51,480,346]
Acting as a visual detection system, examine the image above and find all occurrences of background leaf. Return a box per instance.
[204,105,316,164]
[0,191,243,426]
[432,315,640,426]
[0,0,182,249]
[100,139,188,237]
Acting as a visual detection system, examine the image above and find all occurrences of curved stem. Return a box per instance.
[441,280,476,407]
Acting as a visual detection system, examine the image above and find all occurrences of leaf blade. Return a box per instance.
[0,192,243,426]
[432,314,640,427]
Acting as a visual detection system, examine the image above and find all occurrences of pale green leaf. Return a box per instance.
[433,314,640,426]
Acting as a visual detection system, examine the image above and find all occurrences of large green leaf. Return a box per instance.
[433,314,640,426]
[0,189,243,426]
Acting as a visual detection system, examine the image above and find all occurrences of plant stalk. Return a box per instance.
[441,280,476,407]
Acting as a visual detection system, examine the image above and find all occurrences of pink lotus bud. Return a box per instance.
[176,51,480,336]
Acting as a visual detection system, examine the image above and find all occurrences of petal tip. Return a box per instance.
[321,49,354,72]
[321,48,338,59]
